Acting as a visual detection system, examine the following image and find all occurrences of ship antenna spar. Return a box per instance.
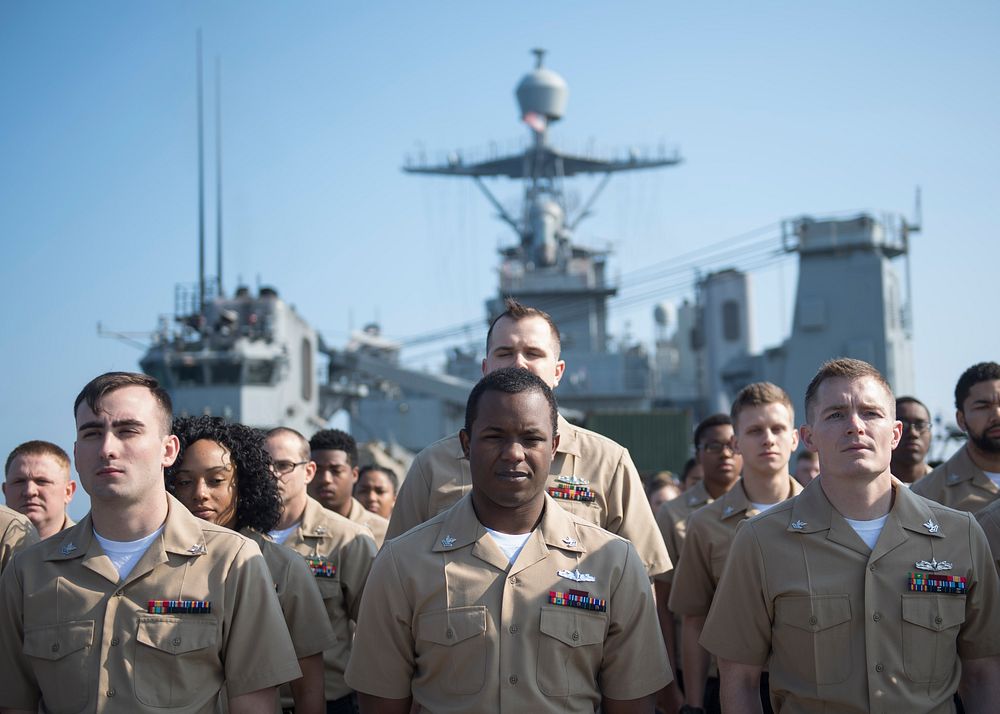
[196,30,206,316]
[531,48,545,69]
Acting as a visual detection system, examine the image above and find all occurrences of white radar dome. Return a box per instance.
[516,54,568,121]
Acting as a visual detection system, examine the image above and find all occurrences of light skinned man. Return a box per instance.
[345,367,671,714]
[653,414,742,714]
[701,358,1000,713]
[912,362,1000,511]
[891,397,934,484]
[0,372,300,714]
[386,298,670,577]
[792,449,820,487]
[4,441,77,538]
[309,428,388,547]
[670,383,802,714]
[265,427,377,714]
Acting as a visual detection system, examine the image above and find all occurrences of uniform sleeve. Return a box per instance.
[598,541,673,699]
[278,548,338,658]
[0,517,39,573]
[957,515,1000,659]
[222,540,304,696]
[345,541,416,698]
[340,530,377,622]
[974,506,1000,577]
[667,513,715,616]
[604,447,672,577]
[654,504,680,585]
[386,451,433,540]
[0,557,39,710]
[699,521,773,666]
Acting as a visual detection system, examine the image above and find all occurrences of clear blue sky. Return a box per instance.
[2,1,997,519]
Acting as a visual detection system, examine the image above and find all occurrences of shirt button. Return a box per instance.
[509,675,518,685]
[172,637,182,646]
[51,643,60,653]
[875,663,884,673]
[807,616,817,626]
[572,631,580,641]
[869,564,876,572]
[509,624,519,634]
[114,590,123,597]
[445,628,454,639]
[934,616,943,625]
[110,637,120,646]
[107,689,116,697]
[508,576,518,585]
[873,612,882,622]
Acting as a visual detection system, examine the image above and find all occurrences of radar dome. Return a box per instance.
[515,50,568,122]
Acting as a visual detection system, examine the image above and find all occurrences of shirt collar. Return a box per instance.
[685,480,712,508]
[944,446,999,492]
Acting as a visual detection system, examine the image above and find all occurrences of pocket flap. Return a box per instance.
[136,617,218,655]
[538,606,606,647]
[775,595,851,633]
[901,594,966,632]
[23,621,94,661]
[417,606,487,646]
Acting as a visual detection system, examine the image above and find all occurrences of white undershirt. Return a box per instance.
[268,523,298,545]
[750,501,780,514]
[986,472,1000,488]
[485,528,532,564]
[94,526,165,581]
[844,514,889,550]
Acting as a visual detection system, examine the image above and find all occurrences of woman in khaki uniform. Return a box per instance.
[169,416,336,714]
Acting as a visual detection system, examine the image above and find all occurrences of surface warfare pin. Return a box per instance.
[558,568,596,583]
[915,558,952,572]
[556,475,589,486]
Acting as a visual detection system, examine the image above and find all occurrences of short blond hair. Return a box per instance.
[804,358,893,422]
[731,382,794,428]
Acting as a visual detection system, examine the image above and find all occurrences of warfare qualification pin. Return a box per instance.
[915,558,952,572]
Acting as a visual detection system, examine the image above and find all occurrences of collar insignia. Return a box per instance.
[791,520,807,530]
[688,496,699,505]
[916,558,952,571]
[556,475,588,486]
[922,519,940,534]
[723,505,735,516]
[440,535,456,548]
[558,568,596,583]
[314,526,327,535]
[561,537,578,547]
[948,473,959,483]
[60,542,77,555]
[187,544,207,555]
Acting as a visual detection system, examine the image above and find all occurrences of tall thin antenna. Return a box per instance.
[215,55,224,299]
[196,31,206,314]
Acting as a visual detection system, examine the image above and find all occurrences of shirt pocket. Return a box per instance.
[134,616,221,707]
[415,606,488,695]
[900,594,966,683]
[773,595,852,685]
[23,620,94,713]
[536,606,607,696]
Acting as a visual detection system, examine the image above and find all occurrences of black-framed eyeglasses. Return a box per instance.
[272,460,308,476]
[700,441,735,455]
[900,420,931,434]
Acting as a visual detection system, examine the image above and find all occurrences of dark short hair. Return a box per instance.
[309,429,359,467]
[955,362,1000,411]
[464,367,558,435]
[803,358,893,423]
[485,297,562,357]
[357,464,399,494]
[731,382,795,427]
[693,413,732,449]
[5,440,71,477]
[681,456,699,480]
[168,416,283,533]
[266,427,311,461]
[74,372,173,434]
[896,396,930,418]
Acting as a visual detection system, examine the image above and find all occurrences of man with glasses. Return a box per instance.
[891,397,933,485]
[654,414,741,714]
[265,427,377,714]
[913,362,1000,513]
[670,383,802,714]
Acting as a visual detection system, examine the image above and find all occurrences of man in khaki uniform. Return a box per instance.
[653,414,741,712]
[670,383,803,714]
[310,428,388,548]
[0,372,300,713]
[702,359,1000,713]
[266,427,377,714]
[912,362,1000,512]
[386,298,670,577]
[976,498,1000,575]
[346,367,671,714]
[891,397,934,484]
[0,504,37,573]
[4,440,77,538]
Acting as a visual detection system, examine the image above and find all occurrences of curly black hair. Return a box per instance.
[166,415,283,533]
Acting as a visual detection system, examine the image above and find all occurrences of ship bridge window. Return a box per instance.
[245,359,275,385]
[172,363,206,386]
[722,300,741,342]
[210,361,242,385]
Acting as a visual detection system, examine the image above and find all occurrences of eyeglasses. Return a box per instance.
[900,420,931,434]
[700,441,735,455]
[272,460,307,476]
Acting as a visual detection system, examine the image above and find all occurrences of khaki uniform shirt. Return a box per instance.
[701,478,1000,714]
[911,445,1000,513]
[283,496,376,701]
[347,497,388,548]
[975,498,1000,576]
[346,493,672,713]
[0,504,38,573]
[0,495,301,713]
[386,415,672,576]
[654,481,713,585]
[669,477,802,616]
